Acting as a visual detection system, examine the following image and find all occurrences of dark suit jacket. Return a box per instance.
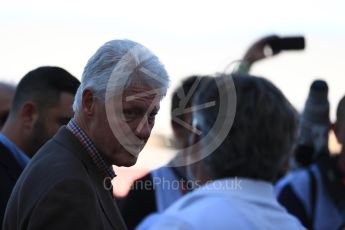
[3,127,127,230]
[0,142,24,228]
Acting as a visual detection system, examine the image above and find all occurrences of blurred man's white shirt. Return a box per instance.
[136,178,306,230]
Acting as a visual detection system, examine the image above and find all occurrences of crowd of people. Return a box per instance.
[0,36,344,230]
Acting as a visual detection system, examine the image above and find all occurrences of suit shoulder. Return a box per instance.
[13,138,92,204]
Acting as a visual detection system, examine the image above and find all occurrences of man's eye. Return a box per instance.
[124,110,139,120]
[148,111,157,123]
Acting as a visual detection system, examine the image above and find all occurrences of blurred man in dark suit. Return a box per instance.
[0,66,79,227]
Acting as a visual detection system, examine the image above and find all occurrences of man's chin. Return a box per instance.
[114,153,138,167]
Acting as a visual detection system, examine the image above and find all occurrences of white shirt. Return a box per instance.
[0,132,29,168]
[137,178,306,230]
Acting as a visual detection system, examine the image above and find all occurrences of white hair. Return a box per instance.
[73,39,169,113]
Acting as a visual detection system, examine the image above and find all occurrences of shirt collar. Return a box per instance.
[198,177,275,200]
[0,132,30,168]
[66,119,116,179]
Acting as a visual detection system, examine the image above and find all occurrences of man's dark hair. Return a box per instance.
[194,73,298,182]
[11,66,80,114]
[171,76,201,129]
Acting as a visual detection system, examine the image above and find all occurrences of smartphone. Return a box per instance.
[269,36,305,54]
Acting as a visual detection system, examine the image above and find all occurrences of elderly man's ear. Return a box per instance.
[82,89,97,117]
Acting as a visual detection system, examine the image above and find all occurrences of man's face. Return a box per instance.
[29,92,75,156]
[90,83,161,167]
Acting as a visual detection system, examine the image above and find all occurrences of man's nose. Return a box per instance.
[135,117,152,140]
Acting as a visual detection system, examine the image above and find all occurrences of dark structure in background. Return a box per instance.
[294,80,330,167]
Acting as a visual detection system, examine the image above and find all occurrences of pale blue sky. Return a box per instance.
[1,0,345,135]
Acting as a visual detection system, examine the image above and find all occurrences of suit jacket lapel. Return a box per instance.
[0,142,23,182]
[53,127,127,230]
[87,167,128,230]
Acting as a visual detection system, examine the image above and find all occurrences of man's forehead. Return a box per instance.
[45,92,74,113]
[123,83,162,100]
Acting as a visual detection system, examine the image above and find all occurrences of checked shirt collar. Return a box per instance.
[67,119,116,179]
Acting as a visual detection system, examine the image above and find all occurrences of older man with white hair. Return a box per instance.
[3,39,169,230]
